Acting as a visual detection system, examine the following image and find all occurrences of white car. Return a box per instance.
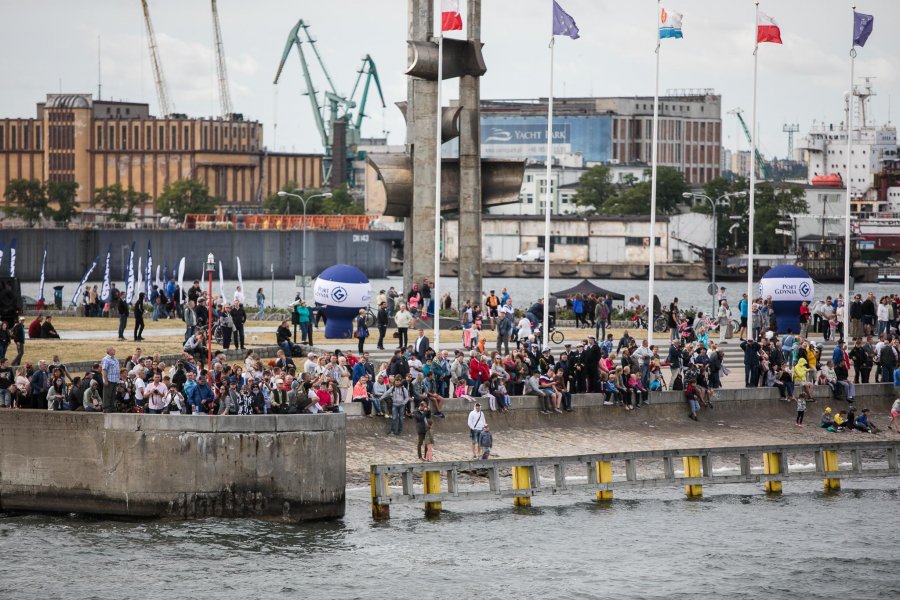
[515,249,545,262]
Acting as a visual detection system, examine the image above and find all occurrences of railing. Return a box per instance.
[370,441,900,519]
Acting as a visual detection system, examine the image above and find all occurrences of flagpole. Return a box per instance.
[648,0,661,347]
[433,32,443,353]
[747,2,759,332]
[843,6,856,324]
[542,31,554,349]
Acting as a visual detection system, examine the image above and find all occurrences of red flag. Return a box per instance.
[441,0,463,31]
[757,10,782,44]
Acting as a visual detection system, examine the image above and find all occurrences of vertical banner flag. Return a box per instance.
[145,241,153,297]
[218,261,225,301]
[440,0,462,31]
[757,10,782,44]
[0,241,5,271]
[8,238,16,277]
[38,243,48,301]
[659,7,683,39]
[155,265,161,290]
[853,11,874,47]
[100,244,112,303]
[552,1,580,39]
[72,255,101,306]
[177,257,186,303]
[236,256,244,293]
[125,241,136,303]
[136,256,142,299]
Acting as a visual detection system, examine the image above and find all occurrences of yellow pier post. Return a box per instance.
[423,471,442,515]
[512,466,532,507]
[763,452,783,494]
[683,456,703,498]
[370,471,391,520]
[596,461,613,502]
[823,450,841,491]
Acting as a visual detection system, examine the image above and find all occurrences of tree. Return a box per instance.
[574,165,615,212]
[92,183,149,222]
[47,180,80,224]
[156,179,216,222]
[3,178,50,225]
[262,184,364,215]
[596,167,686,216]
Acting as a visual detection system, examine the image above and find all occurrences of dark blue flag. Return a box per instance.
[553,1,579,39]
[853,11,873,47]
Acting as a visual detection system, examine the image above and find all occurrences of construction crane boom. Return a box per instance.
[210,0,233,118]
[350,55,386,132]
[140,0,172,117]
[728,108,767,179]
[274,20,330,150]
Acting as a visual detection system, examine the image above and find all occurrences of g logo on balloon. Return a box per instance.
[313,264,371,339]
[798,282,810,297]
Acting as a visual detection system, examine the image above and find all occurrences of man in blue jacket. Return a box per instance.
[187,371,214,414]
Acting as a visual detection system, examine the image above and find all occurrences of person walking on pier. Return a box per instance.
[415,401,434,461]
[375,300,389,350]
[467,402,486,459]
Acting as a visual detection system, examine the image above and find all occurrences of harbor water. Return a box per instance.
[18,277,898,313]
[1,479,899,599]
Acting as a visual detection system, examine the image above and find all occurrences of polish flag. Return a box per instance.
[441,0,463,31]
[757,10,782,44]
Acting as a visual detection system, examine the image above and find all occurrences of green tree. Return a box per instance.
[92,183,149,222]
[262,184,363,215]
[156,179,216,222]
[573,165,615,212]
[596,167,686,216]
[3,178,50,225]
[47,180,80,224]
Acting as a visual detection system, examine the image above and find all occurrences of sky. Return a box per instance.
[1,0,898,160]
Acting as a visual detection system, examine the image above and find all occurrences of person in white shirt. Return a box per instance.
[408,355,423,380]
[467,403,487,459]
[517,315,533,343]
[717,300,732,344]
[234,285,245,304]
[144,373,168,414]
[131,367,146,410]
[304,354,318,376]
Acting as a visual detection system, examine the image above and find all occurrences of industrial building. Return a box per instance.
[0,93,322,211]
[443,89,722,185]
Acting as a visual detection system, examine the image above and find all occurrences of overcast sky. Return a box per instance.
[1,0,897,160]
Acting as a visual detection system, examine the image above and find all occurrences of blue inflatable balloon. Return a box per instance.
[758,265,814,334]
[313,264,372,339]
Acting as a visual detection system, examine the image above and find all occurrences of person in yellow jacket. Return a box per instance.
[794,358,814,399]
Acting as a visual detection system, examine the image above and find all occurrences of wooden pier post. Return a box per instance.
[424,470,443,515]
[823,450,841,491]
[512,466,532,507]
[763,452,783,494]
[683,456,703,498]
[596,461,613,502]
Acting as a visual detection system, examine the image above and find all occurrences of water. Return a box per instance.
[3,480,900,599]
[19,277,898,313]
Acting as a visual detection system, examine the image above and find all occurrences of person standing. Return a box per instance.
[381,376,411,435]
[415,401,434,461]
[116,291,129,341]
[413,328,430,361]
[133,292,146,342]
[355,309,369,354]
[717,300,731,345]
[375,300,389,350]
[295,300,312,345]
[100,346,120,413]
[738,293,748,339]
[394,303,413,349]
[10,317,25,366]
[219,305,235,350]
[496,311,513,356]
[467,402,486,459]
[184,299,197,343]
[232,301,247,350]
[255,288,266,320]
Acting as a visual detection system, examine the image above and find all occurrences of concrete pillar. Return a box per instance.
[370,471,390,520]
[404,0,437,293]
[595,460,613,502]
[457,0,483,308]
[512,465,532,507]
[763,451,783,494]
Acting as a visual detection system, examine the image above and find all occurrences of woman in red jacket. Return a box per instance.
[798,301,811,339]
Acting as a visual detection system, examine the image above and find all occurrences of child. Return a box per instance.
[479,425,493,460]
[819,406,834,430]
[890,398,900,433]
[795,392,807,427]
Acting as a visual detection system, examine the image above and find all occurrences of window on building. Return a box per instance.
[97,125,103,149]
[526,174,533,183]
[159,126,164,149]
[526,194,534,204]
[146,125,152,149]
[121,125,127,150]
[625,236,661,246]
[184,126,190,150]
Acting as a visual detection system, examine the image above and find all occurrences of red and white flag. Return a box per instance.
[757,10,782,44]
[441,0,463,31]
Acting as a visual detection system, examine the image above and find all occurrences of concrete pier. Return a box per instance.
[0,412,346,521]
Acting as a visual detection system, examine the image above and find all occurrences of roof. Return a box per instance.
[551,279,625,300]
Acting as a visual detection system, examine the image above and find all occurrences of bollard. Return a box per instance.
[763,452,783,494]
[683,456,703,498]
[370,471,390,520]
[423,471,442,515]
[596,461,613,502]
[823,450,841,491]
[512,466,532,507]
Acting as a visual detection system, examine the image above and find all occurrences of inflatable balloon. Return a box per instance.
[758,265,814,334]
[313,264,372,339]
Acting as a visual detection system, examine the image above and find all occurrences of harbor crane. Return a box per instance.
[210,0,236,119]
[140,0,173,117]
[273,20,385,186]
[782,123,799,159]
[727,108,767,179]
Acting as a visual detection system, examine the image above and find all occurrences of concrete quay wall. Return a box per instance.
[0,411,346,521]
[346,383,896,436]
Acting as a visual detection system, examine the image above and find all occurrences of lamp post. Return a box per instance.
[205,253,215,367]
[683,191,747,315]
[278,190,333,301]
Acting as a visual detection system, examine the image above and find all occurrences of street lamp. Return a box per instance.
[205,253,215,367]
[278,190,333,302]
[683,190,747,315]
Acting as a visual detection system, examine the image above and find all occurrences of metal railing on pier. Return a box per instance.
[370,441,900,519]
